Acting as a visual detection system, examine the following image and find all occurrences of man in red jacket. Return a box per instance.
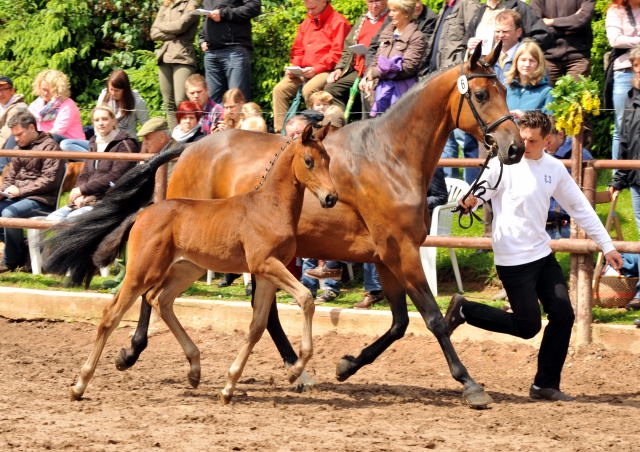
[272,0,351,133]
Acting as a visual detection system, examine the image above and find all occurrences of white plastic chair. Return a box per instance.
[419,177,469,296]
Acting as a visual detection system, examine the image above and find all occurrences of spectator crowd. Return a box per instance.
[0,0,640,324]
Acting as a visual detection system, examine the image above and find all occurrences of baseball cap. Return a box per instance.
[0,76,13,87]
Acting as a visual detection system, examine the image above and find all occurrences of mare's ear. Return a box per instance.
[485,40,503,68]
[469,41,483,69]
[301,123,314,144]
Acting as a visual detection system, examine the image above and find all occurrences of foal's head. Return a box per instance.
[292,124,338,208]
[454,42,525,165]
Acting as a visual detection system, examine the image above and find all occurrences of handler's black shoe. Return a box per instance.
[444,294,467,337]
[529,385,575,402]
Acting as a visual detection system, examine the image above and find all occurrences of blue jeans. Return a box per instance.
[301,258,340,296]
[204,46,252,103]
[0,197,51,267]
[630,185,640,298]
[60,139,90,152]
[612,70,634,160]
[46,205,93,221]
[363,263,382,293]
[441,129,480,184]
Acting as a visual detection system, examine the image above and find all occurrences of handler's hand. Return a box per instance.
[605,250,624,272]
[458,193,478,214]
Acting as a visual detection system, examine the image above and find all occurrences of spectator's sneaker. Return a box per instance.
[444,294,467,336]
[625,298,640,311]
[354,291,384,309]
[529,385,575,402]
[314,290,339,305]
[305,265,342,280]
[0,263,12,273]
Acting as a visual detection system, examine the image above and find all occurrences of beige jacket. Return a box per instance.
[150,0,201,67]
[366,22,426,81]
[0,94,27,149]
[429,0,481,71]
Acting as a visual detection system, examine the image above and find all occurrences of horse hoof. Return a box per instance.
[69,387,83,401]
[219,390,232,405]
[188,371,200,389]
[462,385,493,409]
[335,355,357,382]
[293,370,315,393]
[114,348,136,371]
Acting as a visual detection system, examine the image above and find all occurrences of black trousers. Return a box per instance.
[462,253,575,389]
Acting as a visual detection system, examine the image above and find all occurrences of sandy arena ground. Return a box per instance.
[0,317,638,451]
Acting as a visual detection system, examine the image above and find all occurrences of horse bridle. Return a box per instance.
[452,60,517,229]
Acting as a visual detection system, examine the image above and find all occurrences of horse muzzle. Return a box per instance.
[321,192,338,208]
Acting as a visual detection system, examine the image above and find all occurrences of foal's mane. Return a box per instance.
[254,138,293,191]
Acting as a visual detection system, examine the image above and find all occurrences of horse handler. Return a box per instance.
[446,111,623,402]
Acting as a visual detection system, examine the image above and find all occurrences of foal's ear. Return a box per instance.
[469,41,483,69]
[485,40,503,68]
[315,124,330,141]
[301,123,314,144]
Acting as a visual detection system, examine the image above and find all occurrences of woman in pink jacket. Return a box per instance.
[28,69,85,141]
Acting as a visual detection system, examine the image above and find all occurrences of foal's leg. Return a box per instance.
[254,258,315,383]
[115,298,152,371]
[336,263,409,381]
[150,262,206,388]
[220,278,277,404]
[71,281,144,400]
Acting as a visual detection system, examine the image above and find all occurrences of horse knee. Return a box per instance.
[389,318,408,340]
[427,316,448,337]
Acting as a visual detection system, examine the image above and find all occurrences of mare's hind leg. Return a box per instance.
[220,277,277,404]
[115,298,152,371]
[71,281,144,400]
[336,262,409,381]
[150,261,206,388]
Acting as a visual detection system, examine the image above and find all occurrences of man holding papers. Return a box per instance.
[271,0,350,133]
[324,0,389,116]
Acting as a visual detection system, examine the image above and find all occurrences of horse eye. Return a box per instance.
[474,90,488,103]
[304,156,314,169]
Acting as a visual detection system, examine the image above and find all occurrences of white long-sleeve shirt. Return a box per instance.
[476,153,615,266]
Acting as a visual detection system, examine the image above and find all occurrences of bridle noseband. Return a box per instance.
[452,59,517,229]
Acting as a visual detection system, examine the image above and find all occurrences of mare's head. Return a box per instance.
[452,42,524,165]
[292,124,338,208]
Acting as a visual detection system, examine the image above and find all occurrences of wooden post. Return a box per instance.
[576,166,597,346]
[569,131,584,309]
[154,165,168,203]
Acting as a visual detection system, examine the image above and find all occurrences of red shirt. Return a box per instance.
[290,4,351,74]
[354,12,388,75]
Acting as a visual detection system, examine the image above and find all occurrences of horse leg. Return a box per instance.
[261,280,315,391]
[151,263,206,388]
[71,281,144,400]
[220,277,277,404]
[253,257,316,383]
[395,245,493,408]
[336,262,409,381]
[114,297,151,371]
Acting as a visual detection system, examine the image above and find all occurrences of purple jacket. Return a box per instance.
[370,55,417,116]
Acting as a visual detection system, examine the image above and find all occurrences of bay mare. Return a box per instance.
[45,125,337,402]
[120,45,524,407]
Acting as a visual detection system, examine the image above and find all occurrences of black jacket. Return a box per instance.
[464,0,555,51]
[427,167,448,215]
[530,0,594,61]
[366,6,438,76]
[611,87,640,190]
[199,0,261,50]
[77,131,139,199]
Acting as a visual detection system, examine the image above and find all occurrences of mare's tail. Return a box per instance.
[44,143,187,287]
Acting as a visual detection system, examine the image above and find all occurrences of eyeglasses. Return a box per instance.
[495,29,516,35]
[366,0,384,3]
[0,86,12,91]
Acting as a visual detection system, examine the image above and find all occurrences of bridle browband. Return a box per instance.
[452,59,517,229]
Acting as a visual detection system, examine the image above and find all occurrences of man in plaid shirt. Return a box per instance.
[184,73,224,135]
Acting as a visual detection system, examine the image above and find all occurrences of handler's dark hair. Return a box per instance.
[7,110,37,130]
[519,111,552,137]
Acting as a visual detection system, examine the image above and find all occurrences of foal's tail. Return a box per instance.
[44,143,187,287]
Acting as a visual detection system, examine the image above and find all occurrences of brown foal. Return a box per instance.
[66,124,337,403]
